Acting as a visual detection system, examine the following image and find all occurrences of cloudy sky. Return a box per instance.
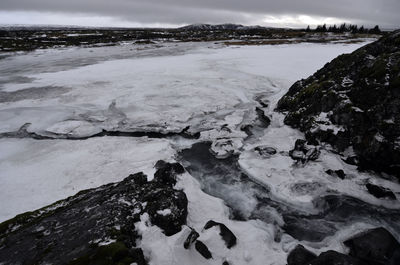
[0,0,399,29]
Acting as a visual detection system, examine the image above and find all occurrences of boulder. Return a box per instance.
[365,183,396,200]
[287,244,317,265]
[289,139,320,163]
[344,227,400,265]
[195,240,213,259]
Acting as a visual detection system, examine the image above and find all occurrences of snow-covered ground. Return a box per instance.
[1,40,398,264]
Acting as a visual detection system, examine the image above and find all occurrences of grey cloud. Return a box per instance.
[0,0,399,28]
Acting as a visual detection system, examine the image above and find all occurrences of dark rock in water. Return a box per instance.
[204,220,237,249]
[183,228,200,249]
[326,169,346,180]
[240,124,253,136]
[154,160,185,186]
[309,250,366,265]
[366,183,396,200]
[195,240,213,259]
[256,107,271,127]
[344,227,400,265]
[289,139,320,163]
[287,244,317,265]
[277,30,400,179]
[0,168,188,265]
[222,261,230,265]
[254,145,277,158]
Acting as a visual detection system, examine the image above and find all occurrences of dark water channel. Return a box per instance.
[179,142,400,242]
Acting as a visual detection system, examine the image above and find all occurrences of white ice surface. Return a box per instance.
[0,137,174,221]
[0,42,368,138]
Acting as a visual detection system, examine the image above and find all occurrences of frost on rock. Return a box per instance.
[277,30,400,179]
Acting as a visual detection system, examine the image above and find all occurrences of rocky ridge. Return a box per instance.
[0,162,188,265]
[277,30,400,178]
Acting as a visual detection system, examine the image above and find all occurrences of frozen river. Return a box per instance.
[1,40,399,265]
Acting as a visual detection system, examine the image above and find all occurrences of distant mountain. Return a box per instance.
[179,23,268,31]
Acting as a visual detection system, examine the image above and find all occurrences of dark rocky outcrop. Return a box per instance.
[344,227,400,265]
[287,244,317,265]
[204,220,237,249]
[0,162,187,265]
[365,183,397,200]
[277,30,400,178]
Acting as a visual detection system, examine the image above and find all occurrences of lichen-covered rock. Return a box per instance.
[0,163,187,265]
[277,30,400,178]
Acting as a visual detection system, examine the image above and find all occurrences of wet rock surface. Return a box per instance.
[0,162,188,265]
[277,30,400,178]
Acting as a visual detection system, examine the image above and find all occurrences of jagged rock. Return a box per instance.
[195,240,213,259]
[287,244,317,265]
[0,166,188,264]
[204,220,237,249]
[183,228,199,249]
[289,139,320,163]
[366,183,396,200]
[344,227,400,265]
[277,30,400,179]
[309,250,366,265]
[254,145,277,158]
[326,169,346,179]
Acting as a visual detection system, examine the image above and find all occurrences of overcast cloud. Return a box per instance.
[0,0,399,28]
